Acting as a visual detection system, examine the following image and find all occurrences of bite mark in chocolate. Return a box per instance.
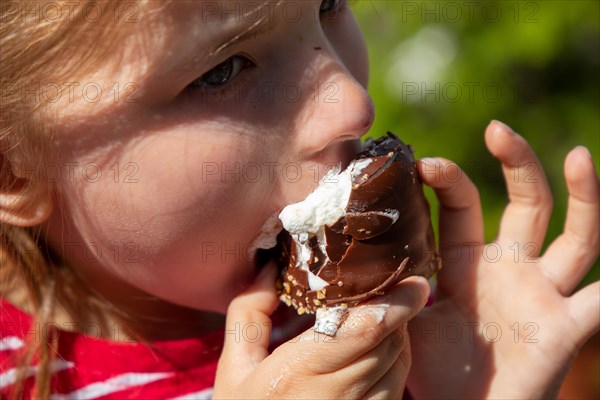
[277,132,441,314]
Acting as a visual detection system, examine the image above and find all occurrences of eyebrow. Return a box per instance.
[209,0,282,57]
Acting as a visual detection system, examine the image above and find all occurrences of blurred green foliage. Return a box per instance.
[352,0,599,285]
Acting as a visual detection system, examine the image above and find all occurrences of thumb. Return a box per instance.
[217,262,280,385]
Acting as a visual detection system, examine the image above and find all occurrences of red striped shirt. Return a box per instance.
[1,298,222,399]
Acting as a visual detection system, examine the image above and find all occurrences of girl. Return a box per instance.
[1,0,598,398]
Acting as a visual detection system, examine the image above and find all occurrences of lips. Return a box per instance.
[275,132,441,314]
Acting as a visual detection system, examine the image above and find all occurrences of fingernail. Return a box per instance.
[490,119,515,135]
[575,145,592,159]
[419,157,441,166]
[405,275,431,297]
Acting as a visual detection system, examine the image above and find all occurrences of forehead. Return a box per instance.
[154,0,283,35]
[138,0,284,64]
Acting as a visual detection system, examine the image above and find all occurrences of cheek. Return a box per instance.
[50,125,278,308]
[81,140,237,245]
[91,135,271,249]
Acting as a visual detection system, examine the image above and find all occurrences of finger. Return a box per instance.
[541,146,600,295]
[485,120,553,252]
[281,276,429,374]
[568,281,600,348]
[216,262,280,386]
[256,327,408,399]
[418,158,484,276]
[541,147,600,295]
[362,327,411,400]
[334,327,407,397]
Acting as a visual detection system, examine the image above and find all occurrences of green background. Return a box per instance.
[353,0,600,286]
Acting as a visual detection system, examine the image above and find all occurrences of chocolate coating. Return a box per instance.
[277,132,441,314]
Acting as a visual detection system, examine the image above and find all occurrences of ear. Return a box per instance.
[0,149,54,227]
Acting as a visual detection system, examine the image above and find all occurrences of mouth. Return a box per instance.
[248,210,284,269]
[249,140,364,274]
[255,246,278,268]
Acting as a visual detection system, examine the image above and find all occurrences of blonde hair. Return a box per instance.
[1,1,150,397]
[1,0,294,396]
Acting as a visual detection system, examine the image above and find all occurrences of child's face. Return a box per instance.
[42,0,373,313]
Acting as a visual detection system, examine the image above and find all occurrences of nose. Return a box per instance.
[294,68,375,156]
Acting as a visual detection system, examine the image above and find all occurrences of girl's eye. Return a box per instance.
[320,0,340,13]
[190,56,251,89]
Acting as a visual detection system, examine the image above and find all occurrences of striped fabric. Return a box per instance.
[0,299,222,399]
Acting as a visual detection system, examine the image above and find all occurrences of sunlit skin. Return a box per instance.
[409,122,600,398]
[40,0,373,332]
[7,0,597,397]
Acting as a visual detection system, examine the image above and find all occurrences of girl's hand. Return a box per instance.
[213,263,430,399]
[408,120,599,399]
